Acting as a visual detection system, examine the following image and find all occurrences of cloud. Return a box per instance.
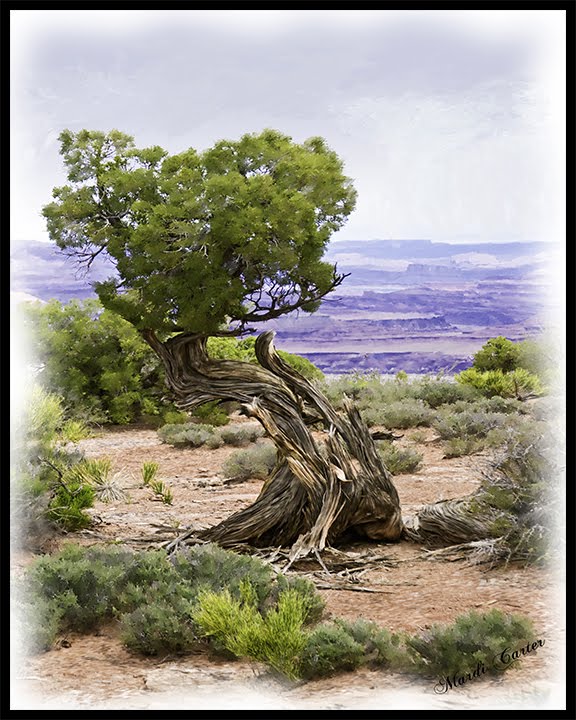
[10,9,564,244]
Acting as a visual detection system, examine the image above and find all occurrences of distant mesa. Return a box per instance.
[11,238,549,375]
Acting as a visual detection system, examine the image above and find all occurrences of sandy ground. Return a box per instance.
[11,422,566,711]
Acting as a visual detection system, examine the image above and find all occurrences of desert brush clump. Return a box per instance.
[466,430,558,566]
[298,619,411,679]
[442,437,486,458]
[377,442,423,474]
[158,421,264,448]
[456,368,543,400]
[361,399,436,430]
[221,442,278,481]
[432,410,509,441]
[406,609,537,679]
[192,581,310,680]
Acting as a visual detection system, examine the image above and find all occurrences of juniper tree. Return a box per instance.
[43,128,404,560]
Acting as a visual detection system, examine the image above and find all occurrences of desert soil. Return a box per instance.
[11,420,565,711]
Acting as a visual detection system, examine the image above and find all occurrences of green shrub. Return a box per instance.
[158,421,264,449]
[19,594,66,653]
[484,417,546,449]
[362,399,435,429]
[443,437,485,458]
[171,543,277,607]
[334,619,412,669]
[11,386,102,538]
[157,422,216,447]
[205,434,225,449]
[219,424,265,446]
[277,350,324,382]
[26,544,131,632]
[472,336,521,373]
[299,622,365,679]
[222,442,277,481]
[377,442,423,474]
[120,586,199,655]
[274,575,325,625]
[432,410,508,440]
[408,378,478,408]
[299,618,412,679]
[407,609,536,678]
[191,401,230,427]
[193,581,309,680]
[445,397,526,415]
[45,474,96,531]
[456,368,542,399]
[23,298,179,425]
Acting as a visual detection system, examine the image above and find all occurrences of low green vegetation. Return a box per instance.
[455,336,546,399]
[158,422,264,448]
[377,442,423,474]
[12,386,97,536]
[19,543,540,684]
[23,299,323,427]
[407,609,536,678]
[222,442,278,481]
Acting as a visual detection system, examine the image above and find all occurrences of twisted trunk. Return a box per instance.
[143,329,403,561]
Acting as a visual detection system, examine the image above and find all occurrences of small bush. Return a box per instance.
[158,421,264,449]
[299,622,365,679]
[120,586,199,655]
[363,399,435,429]
[205,434,225,449]
[193,582,309,680]
[333,619,412,669]
[157,423,216,447]
[191,401,230,427]
[444,397,526,415]
[456,368,542,399]
[222,442,277,481]
[432,410,508,440]
[407,609,536,678]
[378,442,423,474]
[45,478,96,531]
[25,544,131,632]
[409,378,478,408]
[19,594,66,653]
[219,424,264,446]
[409,429,429,444]
[443,437,485,458]
[484,417,546,449]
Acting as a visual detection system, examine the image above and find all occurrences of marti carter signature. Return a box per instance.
[434,639,545,694]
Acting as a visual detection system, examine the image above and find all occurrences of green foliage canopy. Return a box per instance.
[472,336,521,373]
[43,129,357,336]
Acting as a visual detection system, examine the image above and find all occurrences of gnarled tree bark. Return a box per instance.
[143,329,403,562]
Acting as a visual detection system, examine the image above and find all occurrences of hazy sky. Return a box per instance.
[11,9,566,245]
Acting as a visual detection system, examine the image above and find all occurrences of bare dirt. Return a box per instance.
[11,421,565,711]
